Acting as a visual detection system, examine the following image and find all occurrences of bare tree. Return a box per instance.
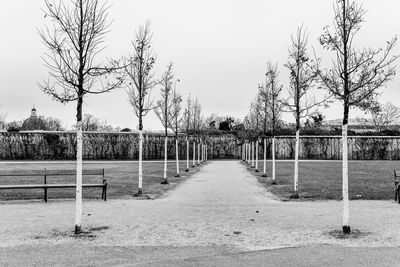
[0,112,7,130]
[246,96,263,171]
[6,120,23,132]
[192,97,202,166]
[370,102,400,131]
[38,0,123,234]
[124,21,157,196]
[257,82,269,177]
[248,96,262,133]
[80,114,100,131]
[182,95,192,171]
[259,62,283,184]
[282,25,330,198]
[154,63,174,184]
[77,114,113,131]
[168,87,183,177]
[40,116,65,131]
[317,0,398,234]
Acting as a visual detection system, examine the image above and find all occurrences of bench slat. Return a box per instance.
[45,183,105,188]
[0,184,46,189]
[0,169,104,177]
[0,170,46,176]
[44,169,104,176]
[0,183,105,189]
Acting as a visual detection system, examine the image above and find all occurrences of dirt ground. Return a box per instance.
[1,160,400,252]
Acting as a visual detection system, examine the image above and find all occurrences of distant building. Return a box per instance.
[21,107,47,131]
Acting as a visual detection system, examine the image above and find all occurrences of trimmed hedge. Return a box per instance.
[1,132,400,160]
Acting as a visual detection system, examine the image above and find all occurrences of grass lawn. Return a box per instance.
[245,160,400,200]
[0,161,203,201]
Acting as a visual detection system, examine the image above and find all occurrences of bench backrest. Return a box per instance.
[0,169,104,177]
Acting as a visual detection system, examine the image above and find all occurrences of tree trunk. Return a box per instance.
[272,137,276,184]
[161,136,168,184]
[74,120,83,234]
[251,141,255,168]
[262,138,267,177]
[342,123,350,233]
[192,141,196,167]
[137,129,143,195]
[197,142,200,165]
[255,140,259,172]
[293,130,300,198]
[244,143,247,163]
[341,0,350,234]
[202,144,205,162]
[175,138,180,177]
[185,138,189,172]
[74,94,83,235]
[247,142,250,164]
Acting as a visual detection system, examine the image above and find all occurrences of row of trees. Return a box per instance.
[38,0,211,234]
[244,0,398,234]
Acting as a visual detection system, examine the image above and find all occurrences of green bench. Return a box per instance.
[0,169,107,202]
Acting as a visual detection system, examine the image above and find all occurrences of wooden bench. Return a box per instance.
[0,169,107,202]
[395,171,400,203]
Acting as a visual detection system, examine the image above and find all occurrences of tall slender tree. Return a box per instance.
[282,25,330,198]
[248,96,262,171]
[258,82,269,177]
[38,0,123,234]
[183,95,192,172]
[124,21,157,196]
[192,97,202,166]
[154,62,174,184]
[168,87,183,177]
[317,0,398,233]
[260,62,283,184]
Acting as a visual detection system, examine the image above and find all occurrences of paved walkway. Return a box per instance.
[1,161,400,251]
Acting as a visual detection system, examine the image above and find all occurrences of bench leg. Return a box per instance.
[103,185,107,201]
[44,188,48,203]
[396,188,400,204]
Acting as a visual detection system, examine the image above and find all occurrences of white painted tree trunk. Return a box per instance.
[251,141,255,168]
[247,143,250,164]
[342,124,350,232]
[205,144,207,161]
[175,138,180,177]
[197,143,201,165]
[163,136,168,180]
[192,142,196,167]
[186,139,189,171]
[244,143,247,162]
[74,122,83,234]
[200,144,202,163]
[255,140,259,171]
[272,137,276,183]
[138,130,143,194]
[294,130,300,197]
[263,138,267,176]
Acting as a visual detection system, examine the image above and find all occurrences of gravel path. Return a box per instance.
[1,161,400,250]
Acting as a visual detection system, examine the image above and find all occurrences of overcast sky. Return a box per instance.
[0,0,399,130]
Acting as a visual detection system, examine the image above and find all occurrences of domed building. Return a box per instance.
[21,107,47,131]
